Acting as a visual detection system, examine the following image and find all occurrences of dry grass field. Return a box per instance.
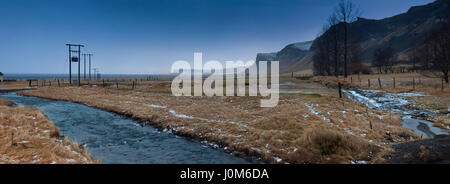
[0,98,97,164]
[0,81,34,90]
[13,78,420,164]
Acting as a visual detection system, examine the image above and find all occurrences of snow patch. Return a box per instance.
[273,157,283,163]
[304,103,332,125]
[292,41,313,51]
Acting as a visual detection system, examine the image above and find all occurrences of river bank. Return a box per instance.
[12,82,419,164]
[390,135,450,164]
[0,97,97,164]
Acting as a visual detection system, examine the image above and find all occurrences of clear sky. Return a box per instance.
[0,0,435,74]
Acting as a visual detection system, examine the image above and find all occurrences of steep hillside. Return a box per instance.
[257,0,450,73]
[310,0,449,69]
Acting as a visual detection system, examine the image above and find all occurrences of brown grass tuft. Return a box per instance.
[286,128,379,164]
[0,98,15,107]
[0,103,98,164]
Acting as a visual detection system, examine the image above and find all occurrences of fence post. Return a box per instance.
[393,77,395,89]
[11,132,15,146]
[28,80,31,87]
[338,82,342,98]
[58,79,60,87]
[378,78,382,89]
[132,80,135,89]
[102,79,105,87]
[442,78,445,91]
[366,107,372,130]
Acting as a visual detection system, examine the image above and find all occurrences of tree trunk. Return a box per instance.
[333,27,338,77]
[445,71,449,84]
[344,23,348,78]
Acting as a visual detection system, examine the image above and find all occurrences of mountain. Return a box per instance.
[255,41,312,73]
[315,0,450,61]
[256,0,450,73]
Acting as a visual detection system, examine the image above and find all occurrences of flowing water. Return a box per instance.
[0,93,251,164]
[344,89,448,138]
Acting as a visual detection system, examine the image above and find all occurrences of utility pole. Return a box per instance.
[82,54,87,80]
[82,53,93,80]
[87,54,93,80]
[66,44,84,85]
[93,68,99,81]
[68,45,71,84]
[77,45,81,86]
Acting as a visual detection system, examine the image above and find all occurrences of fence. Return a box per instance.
[342,75,447,91]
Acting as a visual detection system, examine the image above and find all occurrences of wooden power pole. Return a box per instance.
[66,44,84,85]
[81,53,93,81]
[82,54,87,80]
[86,54,93,80]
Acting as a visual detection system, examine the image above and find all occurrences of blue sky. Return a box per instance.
[0,0,435,74]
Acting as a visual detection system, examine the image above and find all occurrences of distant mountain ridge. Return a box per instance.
[256,40,312,73]
[256,0,450,73]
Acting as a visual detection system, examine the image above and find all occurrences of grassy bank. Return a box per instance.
[0,98,98,164]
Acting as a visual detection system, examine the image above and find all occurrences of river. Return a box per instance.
[0,93,251,164]
[343,89,448,138]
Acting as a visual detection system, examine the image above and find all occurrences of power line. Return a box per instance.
[88,54,93,80]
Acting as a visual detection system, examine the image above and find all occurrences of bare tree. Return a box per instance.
[424,18,450,83]
[409,47,419,72]
[384,46,395,74]
[328,14,341,77]
[313,0,363,77]
[334,0,361,78]
[313,48,327,76]
[418,39,432,70]
[313,26,334,76]
[373,48,384,74]
[373,45,394,74]
[348,42,367,74]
